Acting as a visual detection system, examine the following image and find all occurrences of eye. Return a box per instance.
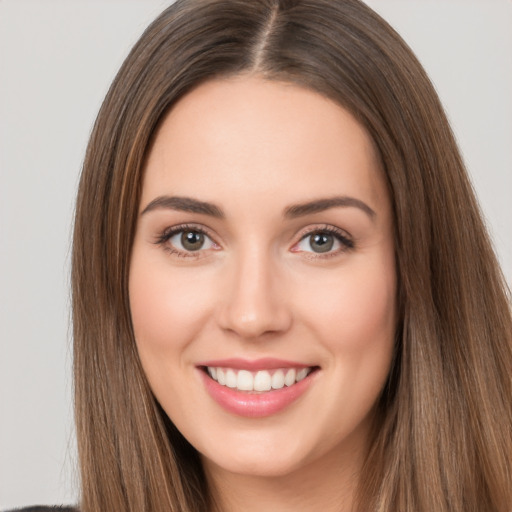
[170,230,214,252]
[155,225,219,257]
[293,227,354,255]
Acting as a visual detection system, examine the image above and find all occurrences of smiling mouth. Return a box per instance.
[202,366,318,393]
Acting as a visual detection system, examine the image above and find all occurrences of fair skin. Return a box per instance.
[129,76,396,512]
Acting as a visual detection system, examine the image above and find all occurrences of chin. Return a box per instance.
[202,450,307,479]
[198,428,326,479]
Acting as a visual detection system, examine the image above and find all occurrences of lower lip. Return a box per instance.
[199,369,316,418]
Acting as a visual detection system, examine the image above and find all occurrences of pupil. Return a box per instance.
[181,231,204,251]
[311,233,333,253]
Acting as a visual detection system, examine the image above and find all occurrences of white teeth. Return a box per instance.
[254,370,272,391]
[217,368,226,385]
[284,369,296,386]
[296,368,309,382]
[237,370,253,391]
[271,370,285,389]
[206,366,313,392]
[225,369,237,388]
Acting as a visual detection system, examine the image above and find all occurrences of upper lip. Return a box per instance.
[197,358,313,371]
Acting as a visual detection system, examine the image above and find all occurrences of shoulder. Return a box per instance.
[5,507,78,512]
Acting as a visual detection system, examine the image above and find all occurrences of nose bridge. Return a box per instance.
[218,241,291,338]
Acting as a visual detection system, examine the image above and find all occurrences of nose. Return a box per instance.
[216,248,292,339]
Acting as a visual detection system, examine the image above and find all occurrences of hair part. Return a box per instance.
[72,1,512,510]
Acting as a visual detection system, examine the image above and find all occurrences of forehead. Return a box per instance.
[141,76,388,213]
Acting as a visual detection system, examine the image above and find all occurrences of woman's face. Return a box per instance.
[129,76,396,479]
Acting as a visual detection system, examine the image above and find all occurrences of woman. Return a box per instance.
[19,0,512,510]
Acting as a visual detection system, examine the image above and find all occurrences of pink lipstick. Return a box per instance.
[197,358,318,418]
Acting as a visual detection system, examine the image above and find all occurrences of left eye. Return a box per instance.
[168,230,216,252]
[295,231,351,254]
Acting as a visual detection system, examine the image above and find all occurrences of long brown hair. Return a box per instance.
[72,1,512,510]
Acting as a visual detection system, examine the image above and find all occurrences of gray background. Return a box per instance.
[1,0,511,508]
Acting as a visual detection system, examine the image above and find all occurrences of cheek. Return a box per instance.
[300,258,396,352]
[339,273,395,344]
[128,252,214,360]
[299,257,396,433]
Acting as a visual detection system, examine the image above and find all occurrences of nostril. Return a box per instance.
[217,300,293,339]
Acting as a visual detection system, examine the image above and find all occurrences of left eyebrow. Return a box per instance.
[283,196,376,220]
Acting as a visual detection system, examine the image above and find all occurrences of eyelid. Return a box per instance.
[291,224,354,256]
[154,223,221,257]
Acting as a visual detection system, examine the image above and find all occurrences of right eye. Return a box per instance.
[170,230,215,252]
[156,225,219,257]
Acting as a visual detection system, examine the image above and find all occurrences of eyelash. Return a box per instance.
[154,224,217,258]
[294,225,354,258]
[153,223,354,259]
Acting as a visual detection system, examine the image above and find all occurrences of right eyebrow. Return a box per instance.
[140,195,225,218]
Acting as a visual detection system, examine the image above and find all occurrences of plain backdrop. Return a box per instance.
[1,0,511,508]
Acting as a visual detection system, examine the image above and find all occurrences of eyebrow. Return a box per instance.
[140,194,376,220]
[284,196,376,220]
[141,195,225,218]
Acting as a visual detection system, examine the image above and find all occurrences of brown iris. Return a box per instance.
[181,231,205,251]
[309,233,334,253]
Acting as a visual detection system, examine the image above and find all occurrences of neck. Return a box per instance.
[204,441,364,512]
